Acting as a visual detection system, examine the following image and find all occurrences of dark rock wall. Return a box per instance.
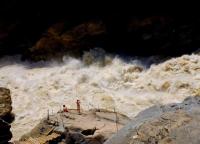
[0,1,200,59]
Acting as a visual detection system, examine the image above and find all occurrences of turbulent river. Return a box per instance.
[0,49,200,140]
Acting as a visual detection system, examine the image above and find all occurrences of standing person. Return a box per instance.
[76,100,81,114]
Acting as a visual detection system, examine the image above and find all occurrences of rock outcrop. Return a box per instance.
[0,87,14,144]
[105,96,200,144]
[19,109,130,144]
[25,21,106,61]
[1,5,200,59]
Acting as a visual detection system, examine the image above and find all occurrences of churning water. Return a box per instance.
[0,49,200,140]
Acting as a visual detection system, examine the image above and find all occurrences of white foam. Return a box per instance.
[0,53,200,140]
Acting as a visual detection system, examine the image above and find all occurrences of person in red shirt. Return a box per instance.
[63,105,68,112]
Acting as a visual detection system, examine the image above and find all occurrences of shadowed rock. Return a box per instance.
[26,21,106,61]
[0,87,14,144]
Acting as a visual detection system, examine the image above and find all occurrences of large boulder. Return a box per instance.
[105,96,200,144]
[0,87,14,144]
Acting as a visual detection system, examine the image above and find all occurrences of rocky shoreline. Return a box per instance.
[12,95,200,144]
[2,87,200,144]
[16,109,130,144]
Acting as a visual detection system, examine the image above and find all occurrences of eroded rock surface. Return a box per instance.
[105,96,200,144]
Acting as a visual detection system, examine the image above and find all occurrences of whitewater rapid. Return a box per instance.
[0,52,200,140]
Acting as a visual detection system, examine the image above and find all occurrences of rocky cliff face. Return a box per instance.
[0,88,14,144]
[25,21,106,61]
[22,16,200,61]
[0,2,200,60]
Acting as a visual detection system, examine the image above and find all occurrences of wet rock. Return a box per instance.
[0,87,14,144]
[105,96,200,144]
